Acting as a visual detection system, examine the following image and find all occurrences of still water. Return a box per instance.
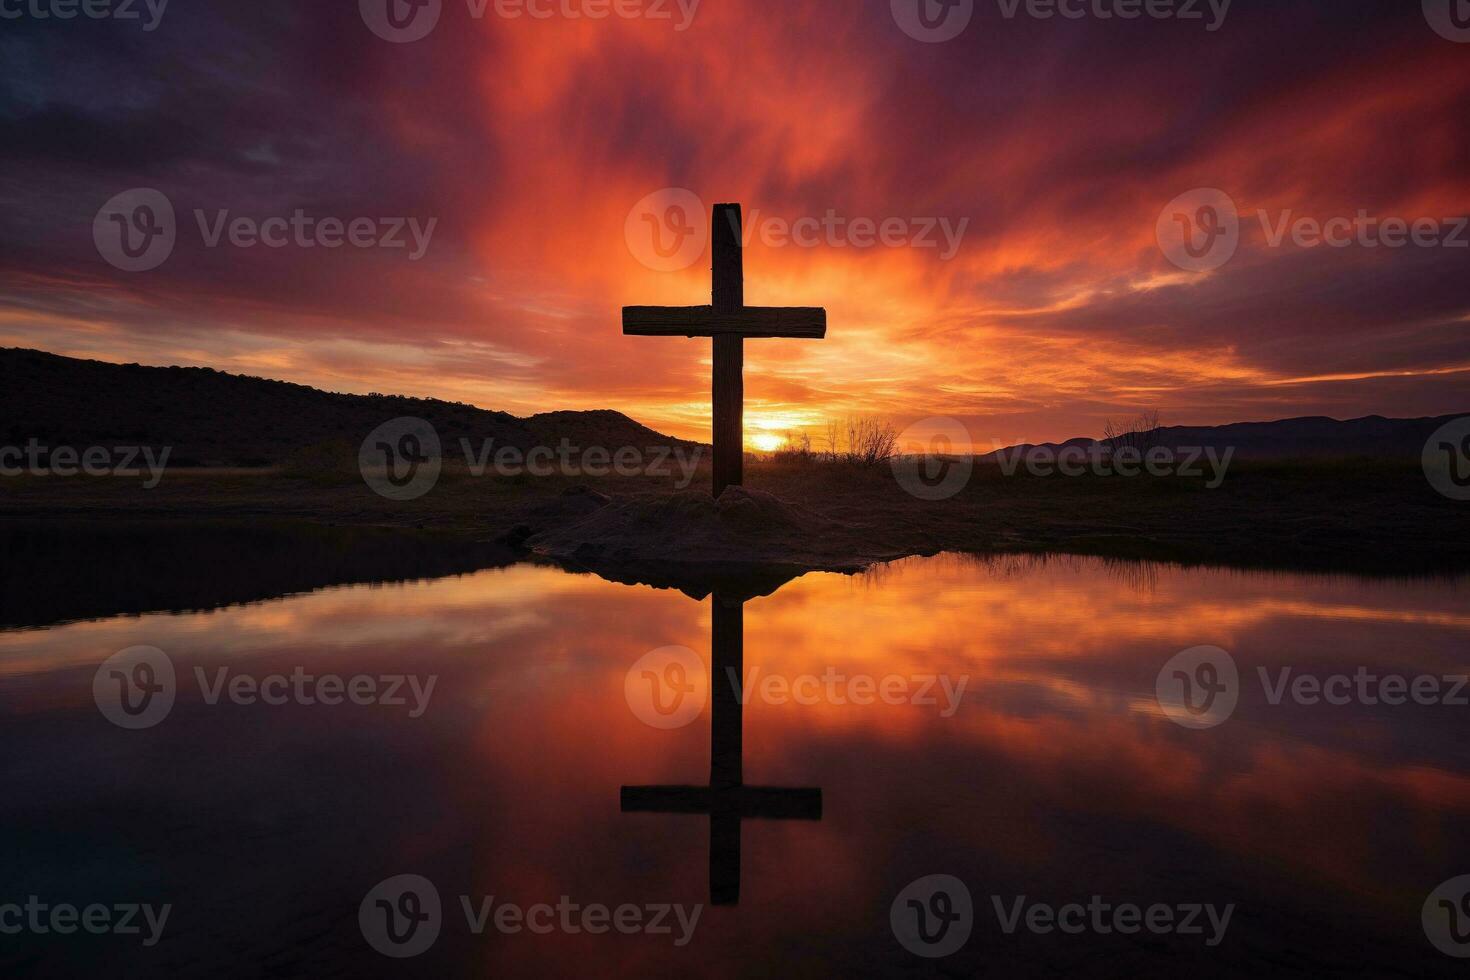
[1,548,1467,976]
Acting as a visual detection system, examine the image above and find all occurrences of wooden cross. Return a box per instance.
[624,203,828,497]
[621,598,823,905]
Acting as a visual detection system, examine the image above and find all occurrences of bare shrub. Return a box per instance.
[853,417,899,465]
[799,416,899,467]
[1102,409,1162,458]
[842,416,899,466]
[772,429,815,464]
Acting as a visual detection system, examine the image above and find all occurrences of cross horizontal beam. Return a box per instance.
[621,785,823,820]
[623,306,827,339]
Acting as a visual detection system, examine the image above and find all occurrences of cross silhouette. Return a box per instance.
[624,203,828,497]
[621,597,823,905]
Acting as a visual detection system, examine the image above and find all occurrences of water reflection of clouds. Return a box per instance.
[2,554,1468,974]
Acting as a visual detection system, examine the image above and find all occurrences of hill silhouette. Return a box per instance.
[0,348,701,467]
[983,414,1465,462]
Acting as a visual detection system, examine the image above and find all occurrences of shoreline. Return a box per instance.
[0,457,1465,584]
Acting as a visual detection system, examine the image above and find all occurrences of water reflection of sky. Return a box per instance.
[1,555,1466,976]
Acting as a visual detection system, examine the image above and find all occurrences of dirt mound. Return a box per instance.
[524,486,903,594]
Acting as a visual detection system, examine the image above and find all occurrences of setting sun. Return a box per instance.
[751,433,786,453]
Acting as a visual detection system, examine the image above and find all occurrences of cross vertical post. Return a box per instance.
[620,594,822,906]
[711,204,744,498]
[708,597,743,903]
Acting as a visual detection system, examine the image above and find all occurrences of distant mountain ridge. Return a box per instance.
[983,414,1468,462]
[0,348,702,467]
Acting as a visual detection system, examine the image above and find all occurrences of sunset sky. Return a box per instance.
[1,1,1467,446]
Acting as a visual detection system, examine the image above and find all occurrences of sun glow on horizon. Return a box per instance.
[750,433,786,453]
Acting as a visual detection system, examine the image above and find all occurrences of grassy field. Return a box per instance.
[1,455,1465,578]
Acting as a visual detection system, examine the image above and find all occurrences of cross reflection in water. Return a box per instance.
[621,596,823,905]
